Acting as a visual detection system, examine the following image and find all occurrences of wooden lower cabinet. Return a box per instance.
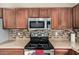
[55,48,79,55]
[55,48,69,55]
[68,49,79,55]
[0,48,24,55]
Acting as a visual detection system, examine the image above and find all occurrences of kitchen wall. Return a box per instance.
[0,18,9,43]
[0,8,74,43]
[0,3,77,8]
[0,4,78,43]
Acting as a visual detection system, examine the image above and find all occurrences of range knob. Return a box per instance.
[41,34,45,36]
[35,34,38,36]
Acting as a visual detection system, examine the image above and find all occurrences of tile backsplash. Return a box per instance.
[49,29,73,41]
[8,29,73,41]
[74,29,79,42]
[8,29,30,40]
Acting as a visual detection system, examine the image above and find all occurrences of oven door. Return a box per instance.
[24,49,54,55]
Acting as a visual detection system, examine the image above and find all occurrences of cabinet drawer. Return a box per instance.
[0,48,24,55]
[55,48,69,55]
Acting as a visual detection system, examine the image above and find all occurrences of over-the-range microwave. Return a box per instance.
[28,18,51,30]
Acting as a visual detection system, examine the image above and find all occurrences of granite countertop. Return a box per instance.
[0,38,30,48]
[49,40,71,49]
[72,42,79,53]
[49,39,79,53]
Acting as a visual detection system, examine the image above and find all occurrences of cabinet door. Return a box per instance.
[73,50,79,55]
[3,9,16,28]
[29,8,39,18]
[51,8,59,29]
[68,49,79,55]
[55,48,69,55]
[0,48,24,55]
[39,8,51,18]
[75,5,79,28]
[59,8,72,29]
[72,4,79,29]
[72,7,76,28]
[68,8,73,29]
[16,8,28,28]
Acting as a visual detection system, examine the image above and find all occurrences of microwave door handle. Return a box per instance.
[45,21,47,29]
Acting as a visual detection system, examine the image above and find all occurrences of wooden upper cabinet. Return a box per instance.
[29,8,39,18]
[67,8,72,29]
[3,8,28,29]
[72,4,79,29]
[51,8,59,29]
[75,5,79,28]
[16,8,28,28]
[3,8,73,29]
[3,8,16,28]
[59,8,72,29]
[29,8,51,18]
[51,8,72,29]
[39,8,51,18]
[73,7,76,28]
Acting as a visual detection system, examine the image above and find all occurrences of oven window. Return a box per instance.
[30,21,44,28]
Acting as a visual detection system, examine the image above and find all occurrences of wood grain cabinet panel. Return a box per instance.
[55,49,79,55]
[72,7,76,28]
[3,8,73,29]
[51,8,59,29]
[75,5,79,28]
[59,8,72,29]
[3,8,28,28]
[67,8,73,29]
[0,48,24,55]
[29,8,51,18]
[29,8,39,18]
[68,49,79,55]
[51,8,72,29]
[55,48,69,55]
[72,4,79,29]
[3,8,16,28]
[16,8,28,28]
[39,8,51,18]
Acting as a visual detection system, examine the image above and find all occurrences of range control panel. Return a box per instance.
[31,31,48,37]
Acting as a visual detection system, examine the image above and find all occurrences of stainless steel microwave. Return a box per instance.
[28,18,51,30]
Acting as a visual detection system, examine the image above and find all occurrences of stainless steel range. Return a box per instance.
[24,31,54,55]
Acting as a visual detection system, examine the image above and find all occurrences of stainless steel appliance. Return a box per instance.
[24,31,54,55]
[28,18,51,30]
